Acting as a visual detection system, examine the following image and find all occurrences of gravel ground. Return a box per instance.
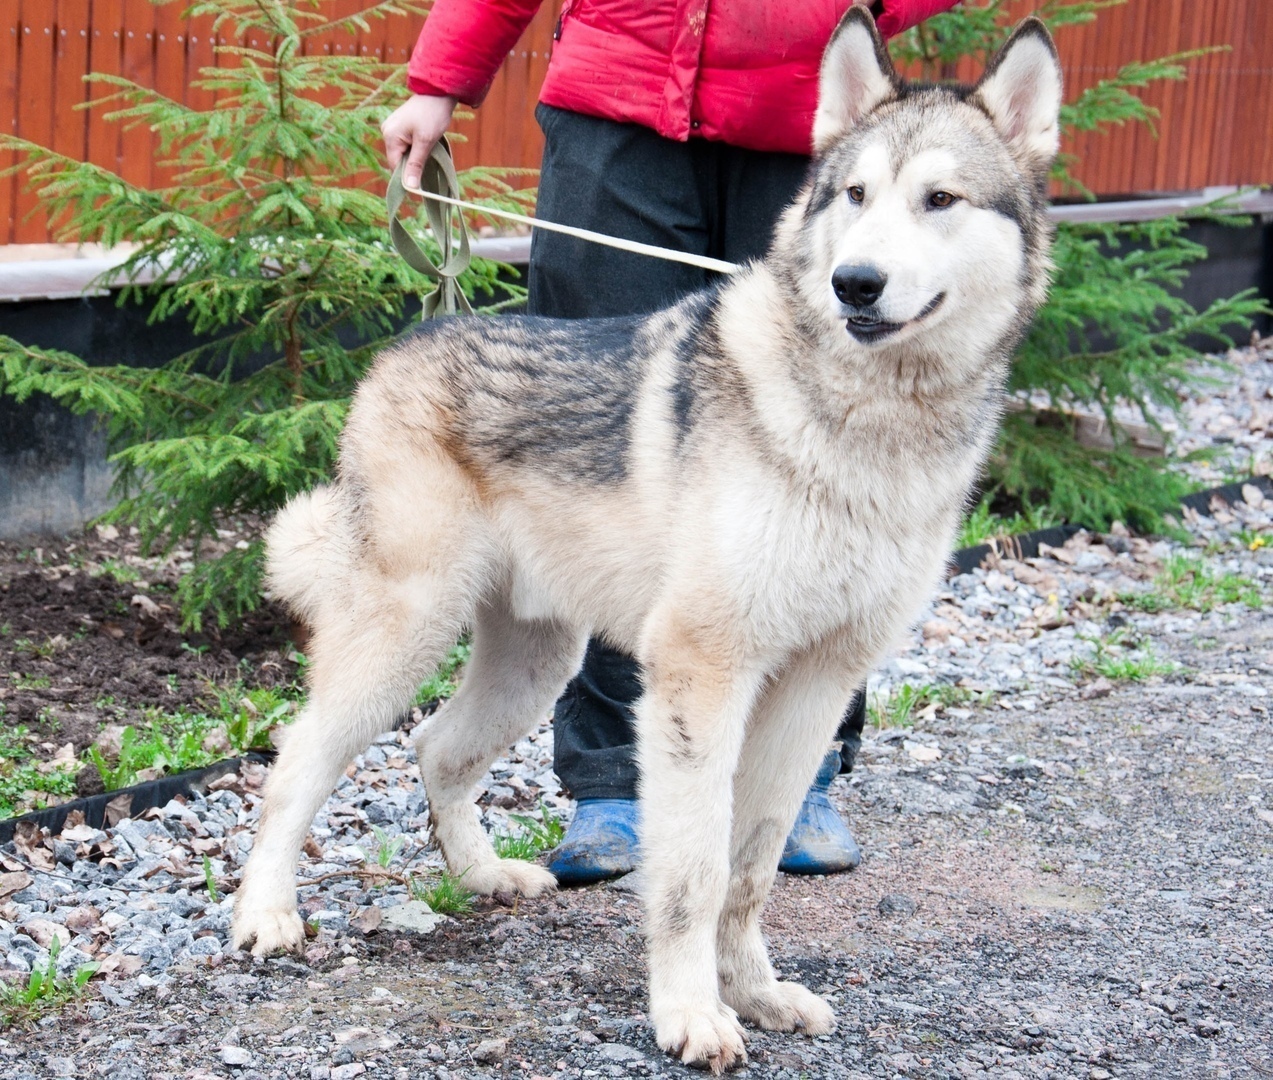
[0,342,1270,1076]
[2,602,1269,1079]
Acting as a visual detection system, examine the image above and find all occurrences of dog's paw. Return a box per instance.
[724,979,836,1035]
[231,904,305,957]
[462,859,557,898]
[652,1000,748,1075]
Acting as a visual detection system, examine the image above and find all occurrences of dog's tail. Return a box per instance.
[265,485,355,626]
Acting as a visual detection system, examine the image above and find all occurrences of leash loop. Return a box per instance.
[387,139,473,319]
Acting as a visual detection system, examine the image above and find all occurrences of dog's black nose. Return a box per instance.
[832,264,887,307]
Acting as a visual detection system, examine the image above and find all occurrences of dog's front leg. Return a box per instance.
[637,614,763,1075]
[717,654,858,1035]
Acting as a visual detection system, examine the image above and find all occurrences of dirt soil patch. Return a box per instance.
[0,526,292,797]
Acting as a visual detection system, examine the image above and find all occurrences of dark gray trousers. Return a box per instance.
[527,104,865,800]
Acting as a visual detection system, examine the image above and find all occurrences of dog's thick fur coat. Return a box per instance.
[233,11,1062,1072]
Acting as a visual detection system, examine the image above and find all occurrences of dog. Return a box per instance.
[231,9,1061,1072]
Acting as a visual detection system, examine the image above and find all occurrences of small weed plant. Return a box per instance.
[369,825,406,870]
[0,938,98,1028]
[11,637,64,661]
[92,559,141,585]
[202,855,221,903]
[10,674,51,692]
[410,871,474,916]
[86,714,218,791]
[0,726,77,819]
[88,681,305,790]
[215,685,298,752]
[492,801,566,861]
[1234,529,1268,553]
[1122,553,1262,614]
[958,496,1060,549]
[869,683,991,729]
[1070,630,1177,681]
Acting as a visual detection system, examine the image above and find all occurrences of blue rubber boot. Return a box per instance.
[547,798,640,885]
[778,748,861,875]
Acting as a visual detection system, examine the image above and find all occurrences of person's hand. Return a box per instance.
[382,94,457,188]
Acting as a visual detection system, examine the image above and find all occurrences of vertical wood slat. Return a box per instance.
[14,0,56,242]
[0,11,19,244]
[2,0,1271,246]
[118,0,155,192]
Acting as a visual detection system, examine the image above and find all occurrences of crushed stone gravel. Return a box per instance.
[1,343,1270,1076]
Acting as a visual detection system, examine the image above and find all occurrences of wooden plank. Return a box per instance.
[1250,0,1273,185]
[118,0,155,190]
[1208,0,1242,186]
[183,7,217,114]
[86,0,124,187]
[53,2,90,165]
[51,1,91,242]
[14,0,56,242]
[1,7,21,244]
[150,0,185,192]
[1187,0,1224,190]
[1151,0,1187,192]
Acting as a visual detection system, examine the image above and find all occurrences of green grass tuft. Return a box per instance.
[0,938,98,1028]
[957,496,1060,549]
[1120,553,1262,614]
[492,801,566,861]
[409,871,474,916]
[1070,630,1177,681]
[869,682,991,729]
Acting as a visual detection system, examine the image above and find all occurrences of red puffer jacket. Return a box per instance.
[408,0,960,155]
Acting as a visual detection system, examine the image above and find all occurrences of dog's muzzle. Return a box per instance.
[839,290,946,344]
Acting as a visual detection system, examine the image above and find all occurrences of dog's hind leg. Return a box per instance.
[715,650,859,1035]
[232,587,470,957]
[415,589,587,898]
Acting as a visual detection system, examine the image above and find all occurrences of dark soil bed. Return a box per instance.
[0,525,293,796]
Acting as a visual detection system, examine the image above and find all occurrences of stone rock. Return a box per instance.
[471,1037,508,1064]
[597,1043,646,1063]
[878,894,918,918]
[380,901,445,935]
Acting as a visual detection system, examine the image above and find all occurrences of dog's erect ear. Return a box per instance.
[813,7,898,155]
[972,18,1063,166]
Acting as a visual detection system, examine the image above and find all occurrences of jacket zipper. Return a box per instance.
[554,0,577,40]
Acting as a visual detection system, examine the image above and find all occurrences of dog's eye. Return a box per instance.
[847,185,865,204]
[928,191,957,209]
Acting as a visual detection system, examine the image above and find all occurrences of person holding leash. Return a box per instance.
[382,0,960,883]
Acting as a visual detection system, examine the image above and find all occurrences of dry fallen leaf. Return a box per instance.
[61,823,100,843]
[19,918,71,949]
[104,792,134,827]
[0,871,33,900]
[352,906,384,935]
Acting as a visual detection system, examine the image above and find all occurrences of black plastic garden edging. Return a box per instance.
[0,752,273,845]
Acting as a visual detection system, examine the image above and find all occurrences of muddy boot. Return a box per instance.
[547,798,640,885]
[778,747,861,875]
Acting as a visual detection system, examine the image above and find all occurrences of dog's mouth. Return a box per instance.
[844,292,945,343]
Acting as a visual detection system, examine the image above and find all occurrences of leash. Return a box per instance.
[387,142,741,319]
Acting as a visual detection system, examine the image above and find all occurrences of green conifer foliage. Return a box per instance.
[0,0,533,628]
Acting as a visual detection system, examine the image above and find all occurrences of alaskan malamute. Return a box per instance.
[233,10,1061,1071]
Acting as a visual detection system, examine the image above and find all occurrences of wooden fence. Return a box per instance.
[2,0,1270,246]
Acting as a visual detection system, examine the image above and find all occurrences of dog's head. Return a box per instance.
[780,9,1062,365]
